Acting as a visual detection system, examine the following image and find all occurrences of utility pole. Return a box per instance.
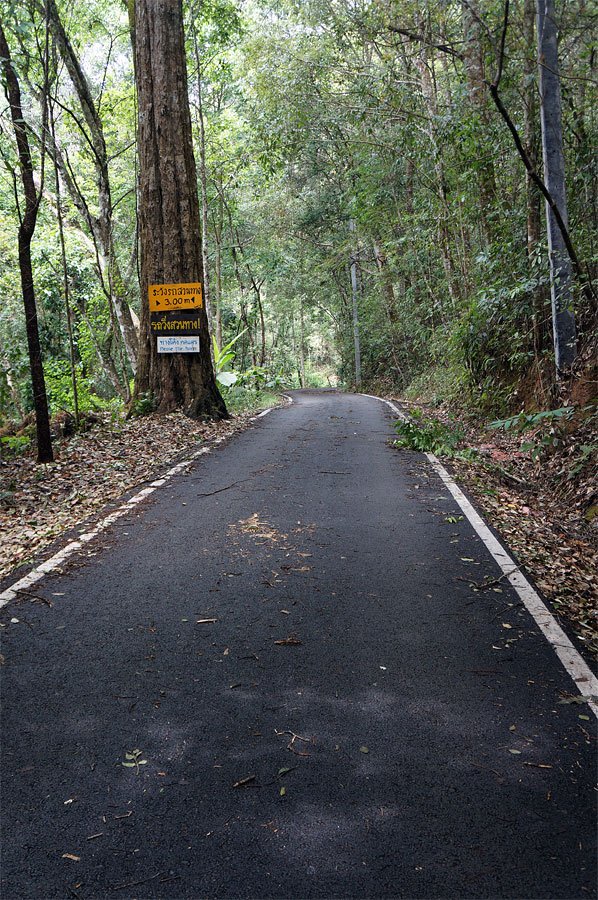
[537,0,577,373]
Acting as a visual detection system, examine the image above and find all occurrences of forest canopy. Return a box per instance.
[0,0,596,439]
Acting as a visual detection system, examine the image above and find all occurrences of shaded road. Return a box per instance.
[1,390,596,899]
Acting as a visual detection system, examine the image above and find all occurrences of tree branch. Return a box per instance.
[386,24,464,62]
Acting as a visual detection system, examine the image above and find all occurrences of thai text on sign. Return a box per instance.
[148,282,203,312]
[157,336,200,353]
[150,311,201,335]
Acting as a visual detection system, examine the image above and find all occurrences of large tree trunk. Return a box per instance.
[0,20,53,463]
[134,0,226,418]
[537,0,577,372]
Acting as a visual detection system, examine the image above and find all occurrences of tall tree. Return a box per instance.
[0,18,53,462]
[537,0,577,372]
[44,0,139,374]
[133,0,226,417]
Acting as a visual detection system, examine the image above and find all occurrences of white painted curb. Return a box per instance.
[372,394,598,719]
[0,447,211,610]
[0,399,290,611]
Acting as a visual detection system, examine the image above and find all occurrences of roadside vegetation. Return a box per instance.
[0,1,595,645]
[389,399,597,659]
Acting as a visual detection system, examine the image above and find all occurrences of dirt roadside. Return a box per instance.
[0,406,271,583]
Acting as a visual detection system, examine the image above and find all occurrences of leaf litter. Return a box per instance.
[391,397,598,658]
[0,409,259,580]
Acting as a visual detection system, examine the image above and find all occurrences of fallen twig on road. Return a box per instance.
[275,729,312,756]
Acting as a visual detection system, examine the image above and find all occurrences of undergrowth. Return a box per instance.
[392,413,475,458]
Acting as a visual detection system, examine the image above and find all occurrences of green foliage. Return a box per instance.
[490,407,574,433]
[130,392,156,417]
[1,0,595,425]
[392,416,466,457]
[213,330,247,386]
[490,407,576,462]
[0,434,31,455]
[43,359,108,417]
[223,388,280,415]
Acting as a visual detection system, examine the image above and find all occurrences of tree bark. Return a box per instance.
[50,101,80,425]
[134,0,226,418]
[0,20,53,462]
[214,191,224,350]
[414,42,459,305]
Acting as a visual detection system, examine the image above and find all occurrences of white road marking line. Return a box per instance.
[0,402,290,612]
[0,446,211,610]
[372,394,598,719]
[362,392,408,420]
[252,394,293,421]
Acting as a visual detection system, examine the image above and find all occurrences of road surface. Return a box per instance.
[1,390,596,899]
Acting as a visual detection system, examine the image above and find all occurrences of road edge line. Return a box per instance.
[1,396,295,611]
[0,446,212,610]
[372,393,598,719]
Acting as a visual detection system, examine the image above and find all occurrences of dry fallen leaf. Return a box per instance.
[62,853,80,862]
[0,410,256,582]
[274,636,302,646]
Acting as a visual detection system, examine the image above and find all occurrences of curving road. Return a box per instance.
[1,390,596,899]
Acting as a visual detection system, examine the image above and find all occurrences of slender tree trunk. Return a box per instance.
[290,314,301,387]
[299,297,306,388]
[415,45,459,304]
[373,240,397,322]
[461,0,497,244]
[134,0,226,418]
[50,102,79,425]
[192,14,213,335]
[373,241,404,381]
[255,286,266,367]
[523,0,547,358]
[45,0,139,371]
[349,219,362,389]
[0,20,53,462]
[537,0,577,372]
[214,192,224,350]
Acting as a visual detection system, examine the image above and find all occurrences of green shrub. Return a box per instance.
[0,434,31,455]
[392,416,465,456]
[490,406,575,461]
[130,392,155,417]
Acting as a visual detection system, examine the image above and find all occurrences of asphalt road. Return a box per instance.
[1,390,596,899]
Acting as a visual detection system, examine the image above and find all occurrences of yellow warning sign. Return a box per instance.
[148,282,203,312]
